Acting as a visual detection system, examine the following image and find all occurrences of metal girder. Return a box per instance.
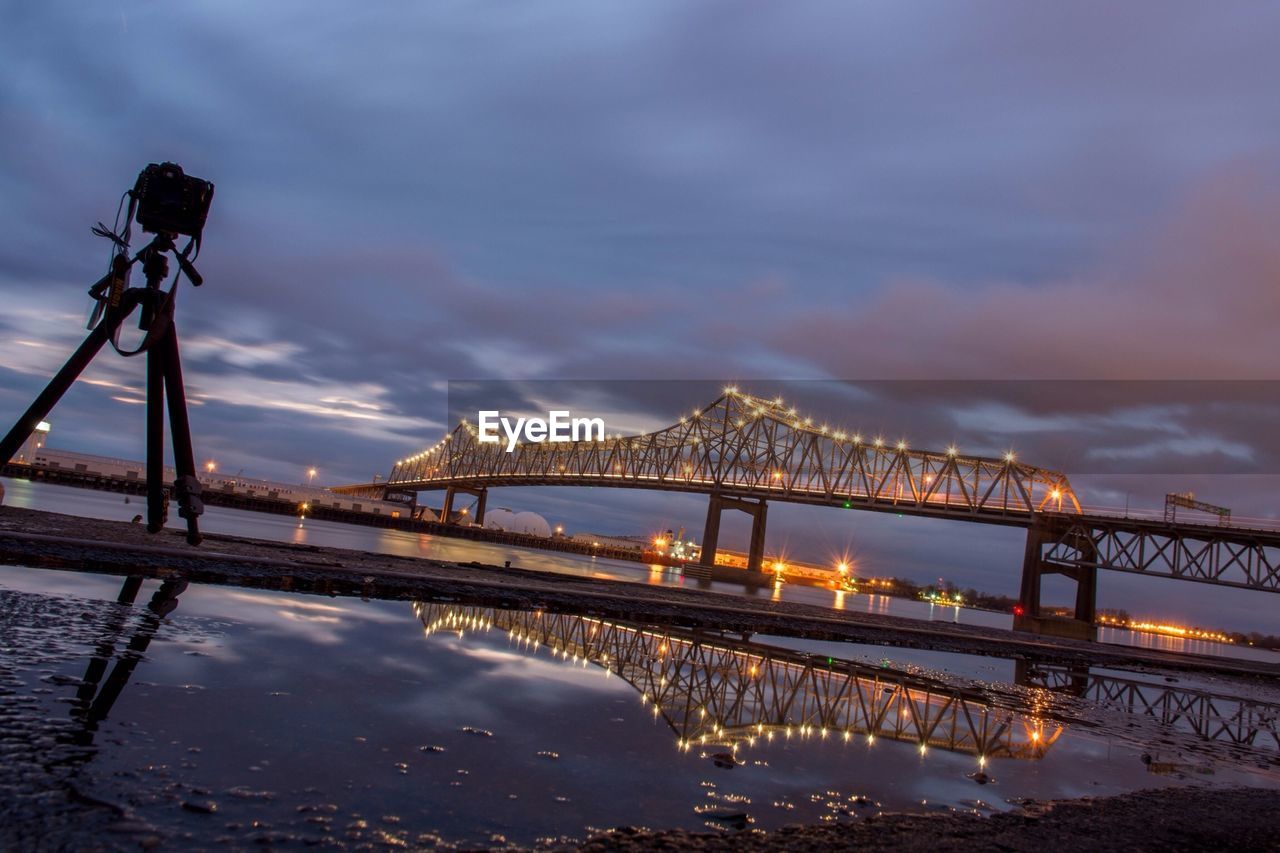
[1038,515,1280,593]
[414,602,1059,761]
[383,391,1080,524]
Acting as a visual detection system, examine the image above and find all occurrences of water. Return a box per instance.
[0,563,1276,848]
[4,478,1273,663]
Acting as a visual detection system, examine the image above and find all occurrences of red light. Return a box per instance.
[1013,605,1025,617]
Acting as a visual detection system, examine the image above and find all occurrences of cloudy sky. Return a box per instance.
[3,2,1279,629]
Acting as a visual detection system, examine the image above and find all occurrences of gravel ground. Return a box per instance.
[575,786,1280,852]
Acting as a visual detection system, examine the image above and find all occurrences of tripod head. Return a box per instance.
[87,163,213,332]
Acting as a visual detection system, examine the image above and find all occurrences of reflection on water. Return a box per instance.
[69,577,187,744]
[1015,661,1279,756]
[1,561,1278,848]
[416,603,1061,764]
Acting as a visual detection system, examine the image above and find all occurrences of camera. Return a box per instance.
[132,162,215,239]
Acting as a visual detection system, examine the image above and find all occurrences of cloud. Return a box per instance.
[3,3,1280,629]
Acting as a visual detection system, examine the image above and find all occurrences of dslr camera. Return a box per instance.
[132,162,215,239]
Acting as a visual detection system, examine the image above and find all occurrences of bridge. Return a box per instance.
[416,603,1280,762]
[342,389,1280,640]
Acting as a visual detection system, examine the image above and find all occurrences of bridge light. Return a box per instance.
[837,562,849,574]
[873,438,884,448]
[1004,451,1016,463]
[1050,489,1061,500]
[772,471,783,480]
[852,434,862,444]
[724,385,738,395]
[896,440,907,451]
[947,446,958,457]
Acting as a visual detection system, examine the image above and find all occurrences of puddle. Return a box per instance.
[1,564,1276,848]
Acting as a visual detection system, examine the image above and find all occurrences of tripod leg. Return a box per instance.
[0,303,133,465]
[146,340,167,534]
[158,323,203,545]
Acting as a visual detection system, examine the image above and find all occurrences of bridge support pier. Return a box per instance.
[1013,522,1098,642]
[699,495,768,574]
[439,486,487,526]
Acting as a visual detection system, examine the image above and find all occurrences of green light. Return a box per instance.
[843,501,852,509]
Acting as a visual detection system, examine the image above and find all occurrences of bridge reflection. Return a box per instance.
[1016,661,1279,754]
[414,602,1062,762]
[415,603,1280,766]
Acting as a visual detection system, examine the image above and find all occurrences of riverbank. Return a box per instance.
[577,786,1280,852]
[1,506,1276,682]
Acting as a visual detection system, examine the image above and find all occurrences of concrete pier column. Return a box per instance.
[746,499,768,574]
[472,488,487,526]
[1016,524,1049,619]
[700,495,768,574]
[439,487,456,525]
[1014,521,1098,641]
[699,495,723,567]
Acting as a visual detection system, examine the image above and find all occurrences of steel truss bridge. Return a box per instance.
[341,389,1280,640]
[381,389,1081,522]
[416,602,1060,761]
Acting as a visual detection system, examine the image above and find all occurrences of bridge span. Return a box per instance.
[340,390,1280,640]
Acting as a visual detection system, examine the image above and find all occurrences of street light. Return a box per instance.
[205,460,216,473]
[307,466,318,485]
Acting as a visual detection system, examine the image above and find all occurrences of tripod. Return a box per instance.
[0,232,205,545]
